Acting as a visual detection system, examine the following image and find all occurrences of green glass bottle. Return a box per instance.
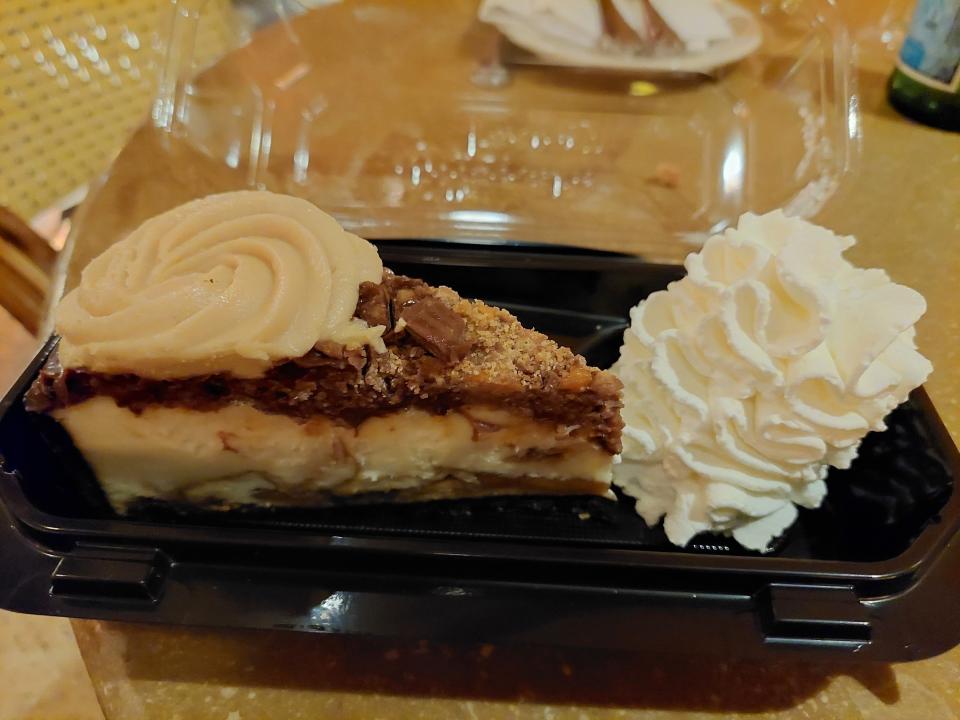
[887,0,960,132]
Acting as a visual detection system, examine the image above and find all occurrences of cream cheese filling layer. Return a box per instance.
[56,398,614,512]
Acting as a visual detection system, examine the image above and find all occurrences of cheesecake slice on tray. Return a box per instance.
[26,191,622,514]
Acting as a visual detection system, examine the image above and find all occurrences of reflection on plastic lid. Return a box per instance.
[721,141,744,199]
[447,210,513,226]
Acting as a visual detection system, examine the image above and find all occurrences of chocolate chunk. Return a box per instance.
[399,296,471,363]
[356,281,392,330]
[512,446,567,461]
[217,431,240,453]
[24,353,75,413]
[461,408,502,440]
[309,341,367,371]
[394,287,417,306]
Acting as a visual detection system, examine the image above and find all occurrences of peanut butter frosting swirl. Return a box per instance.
[56,191,385,379]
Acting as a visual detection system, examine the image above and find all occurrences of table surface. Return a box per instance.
[39,0,960,717]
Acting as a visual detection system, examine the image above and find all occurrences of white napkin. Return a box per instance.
[648,0,733,51]
[478,0,605,49]
[608,0,659,45]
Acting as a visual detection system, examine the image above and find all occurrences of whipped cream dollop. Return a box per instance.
[612,211,932,552]
[57,191,385,379]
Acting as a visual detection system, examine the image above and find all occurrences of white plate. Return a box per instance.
[491,0,762,74]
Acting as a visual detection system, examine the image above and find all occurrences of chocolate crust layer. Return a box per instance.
[27,273,623,453]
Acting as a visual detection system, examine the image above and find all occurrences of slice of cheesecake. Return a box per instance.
[26,192,622,514]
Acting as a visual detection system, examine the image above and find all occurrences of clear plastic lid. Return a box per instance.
[70,0,860,271]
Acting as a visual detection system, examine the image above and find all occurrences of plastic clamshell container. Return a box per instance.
[1,244,958,661]
[5,0,951,663]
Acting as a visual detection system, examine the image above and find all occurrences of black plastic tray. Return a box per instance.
[1,240,959,661]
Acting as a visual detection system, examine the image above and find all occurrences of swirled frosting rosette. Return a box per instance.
[612,211,933,552]
[56,191,385,379]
